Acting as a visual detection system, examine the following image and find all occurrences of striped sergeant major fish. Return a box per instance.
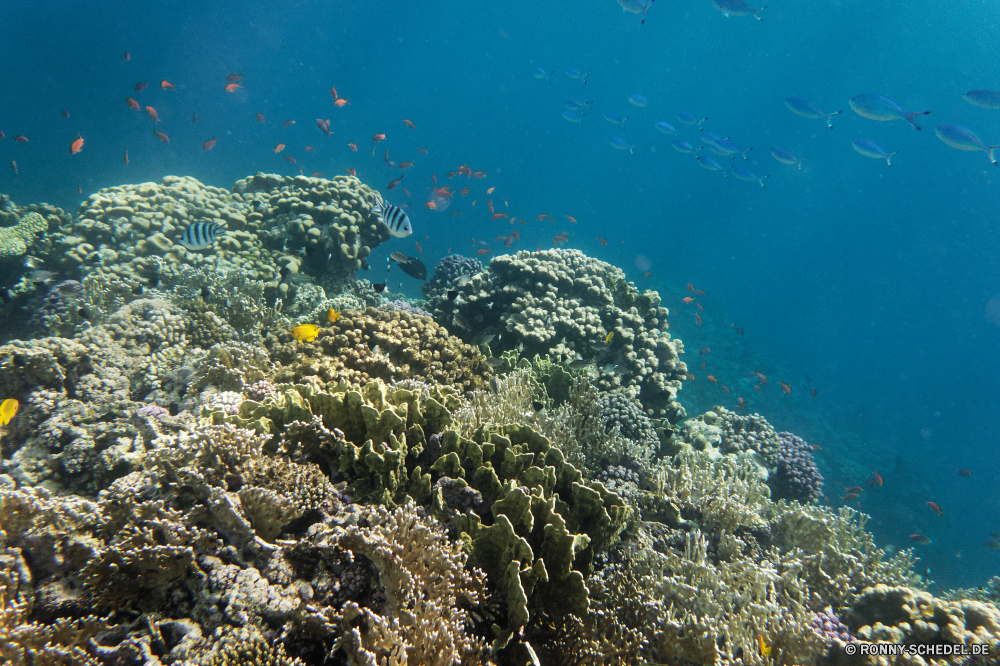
[373,194,413,238]
[180,221,225,250]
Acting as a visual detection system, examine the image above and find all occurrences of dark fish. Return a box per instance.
[486,357,504,368]
[532,400,544,411]
[200,287,211,300]
[957,469,972,477]
[180,221,224,250]
[397,258,427,280]
[373,282,387,293]
[909,534,932,545]
[447,289,458,300]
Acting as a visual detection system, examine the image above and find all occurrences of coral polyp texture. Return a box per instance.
[427,248,687,422]
[0,175,996,665]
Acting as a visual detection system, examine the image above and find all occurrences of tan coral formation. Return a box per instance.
[0,211,48,260]
[266,307,492,394]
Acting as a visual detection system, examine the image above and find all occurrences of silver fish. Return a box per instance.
[655,121,676,135]
[730,167,770,187]
[852,140,898,166]
[472,330,498,346]
[510,312,529,326]
[696,155,726,173]
[963,90,1000,109]
[711,0,765,20]
[771,147,806,170]
[934,124,998,165]
[455,274,474,286]
[713,137,752,160]
[604,111,628,128]
[617,0,654,23]
[568,359,591,370]
[676,112,708,126]
[453,313,472,330]
[784,97,842,129]
[486,357,505,368]
[671,140,696,154]
[849,94,930,130]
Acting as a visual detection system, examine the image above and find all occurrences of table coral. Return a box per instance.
[427,248,687,422]
[266,307,491,394]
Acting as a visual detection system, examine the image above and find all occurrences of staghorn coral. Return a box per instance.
[428,248,687,421]
[266,307,491,394]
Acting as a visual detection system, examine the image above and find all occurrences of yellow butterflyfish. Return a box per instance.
[291,324,320,343]
[757,634,771,657]
[0,398,18,426]
[327,308,341,324]
[604,331,614,344]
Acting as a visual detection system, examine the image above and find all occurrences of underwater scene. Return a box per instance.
[1,0,999,664]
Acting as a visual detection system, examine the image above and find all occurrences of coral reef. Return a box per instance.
[266,307,491,394]
[421,253,484,303]
[0,211,47,260]
[428,249,687,421]
[772,431,824,503]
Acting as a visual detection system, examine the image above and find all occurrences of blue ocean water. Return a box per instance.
[1,0,998,589]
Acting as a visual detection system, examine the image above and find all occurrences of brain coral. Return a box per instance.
[266,307,491,393]
[428,248,687,421]
[47,173,390,298]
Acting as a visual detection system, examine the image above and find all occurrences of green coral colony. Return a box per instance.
[1,174,997,666]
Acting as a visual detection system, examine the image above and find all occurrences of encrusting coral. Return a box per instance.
[265,307,492,394]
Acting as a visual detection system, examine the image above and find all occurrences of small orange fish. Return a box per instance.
[491,213,508,220]
[597,236,608,247]
[642,272,653,278]
[431,173,437,184]
[695,303,704,311]
[721,385,730,394]
[346,142,357,151]
[869,471,883,487]
[700,361,706,368]
[70,135,84,154]
[282,119,296,128]
[926,501,944,516]
[255,112,265,123]
[460,187,469,195]
[843,492,860,501]
[695,313,702,326]
[958,469,972,477]
[451,211,462,216]
[373,133,386,143]
[333,97,350,107]
[14,135,28,143]
[707,375,718,383]
[227,73,243,83]
[329,85,338,99]
[566,214,578,224]
[698,347,710,355]
[425,201,438,210]
[123,148,129,164]
[304,146,315,152]
[11,160,17,174]
[415,241,423,253]
[403,118,417,128]
[458,165,472,176]
[752,370,768,384]
[61,108,70,119]
[685,373,695,381]
[145,106,160,122]
[471,171,487,178]
[399,161,414,169]
[274,143,285,153]
[284,156,296,163]
[77,185,82,194]
[387,174,404,190]
[736,397,746,413]
[152,130,169,143]
[487,199,494,213]
[161,80,176,91]
[476,248,492,255]
[134,81,147,91]
[753,385,764,393]
[553,235,568,243]
[487,186,496,194]
[417,148,429,154]
[125,96,140,110]
[122,51,131,61]
[682,297,695,304]
[346,168,356,175]
[312,171,324,177]
[402,187,410,196]
[779,382,791,395]
[695,289,706,296]
[686,283,695,292]
[845,486,864,493]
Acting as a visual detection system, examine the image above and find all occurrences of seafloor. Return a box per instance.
[1,174,998,665]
